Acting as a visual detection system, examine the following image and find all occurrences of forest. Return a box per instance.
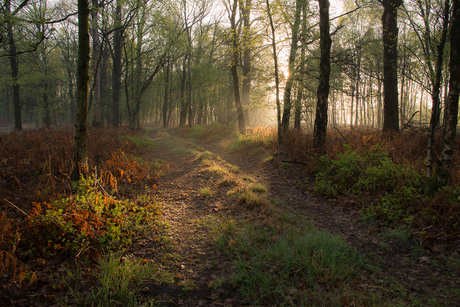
[1,0,460,305]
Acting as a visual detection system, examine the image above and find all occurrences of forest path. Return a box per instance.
[140,128,242,306]
[142,127,458,306]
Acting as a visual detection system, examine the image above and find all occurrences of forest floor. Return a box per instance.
[1,125,459,306]
[136,126,459,306]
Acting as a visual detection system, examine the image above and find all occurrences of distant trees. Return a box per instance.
[1,0,460,187]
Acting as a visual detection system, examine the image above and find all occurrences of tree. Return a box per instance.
[266,0,281,140]
[228,0,245,134]
[240,0,252,126]
[381,0,402,134]
[72,0,90,180]
[112,0,123,126]
[403,0,450,177]
[313,0,332,153]
[91,0,102,126]
[281,0,304,136]
[4,0,22,131]
[436,0,460,187]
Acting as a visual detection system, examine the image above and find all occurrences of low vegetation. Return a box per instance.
[1,124,459,306]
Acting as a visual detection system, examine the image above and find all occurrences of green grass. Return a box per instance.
[251,183,267,193]
[63,254,172,306]
[379,225,412,242]
[183,123,235,142]
[216,222,368,306]
[198,186,213,198]
[119,135,157,148]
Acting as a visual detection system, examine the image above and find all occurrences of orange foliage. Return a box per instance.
[0,127,161,284]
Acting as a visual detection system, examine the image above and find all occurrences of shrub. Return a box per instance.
[313,144,424,221]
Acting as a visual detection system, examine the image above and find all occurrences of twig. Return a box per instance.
[97,180,113,198]
[282,160,309,166]
[305,150,321,162]
[334,126,351,145]
[3,198,30,218]
[401,111,420,132]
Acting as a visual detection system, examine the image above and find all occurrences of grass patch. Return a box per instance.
[198,186,214,198]
[180,123,235,142]
[379,225,412,242]
[221,127,276,155]
[226,186,271,209]
[64,254,171,306]
[119,135,157,148]
[171,147,192,155]
[198,151,213,160]
[217,222,367,306]
[251,183,267,193]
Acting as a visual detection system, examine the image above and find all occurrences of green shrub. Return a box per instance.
[34,175,164,255]
[314,144,424,221]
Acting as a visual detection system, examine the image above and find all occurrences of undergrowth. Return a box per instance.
[0,127,167,291]
[293,128,460,234]
[313,144,424,221]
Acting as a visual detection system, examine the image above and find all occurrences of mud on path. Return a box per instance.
[144,128,459,306]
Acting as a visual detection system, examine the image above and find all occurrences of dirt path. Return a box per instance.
[143,128,459,306]
[139,130,243,306]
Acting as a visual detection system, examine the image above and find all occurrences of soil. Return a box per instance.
[144,128,460,306]
[2,127,459,306]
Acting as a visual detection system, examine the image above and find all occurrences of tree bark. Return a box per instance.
[163,62,170,128]
[112,1,122,126]
[436,0,460,187]
[241,0,252,126]
[426,0,450,177]
[230,0,245,134]
[72,0,90,181]
[313,0,331,153]
[5,0,22,131]
[179,57,187,126]
[91,0,102,126]
[266,0,281,140]
[281,0,303,135]
[186,25,193,127]
[382,0,402,134]
[132,7,146,129]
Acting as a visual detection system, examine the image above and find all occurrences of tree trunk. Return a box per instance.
[281,0,303,135]
[382,0,402,134]
[179,57,187,126]
[313,0,331,153]
[112,1,122,127]
[436,0,460,187]
[72,0,90,181]
[266,0,281,140]
[91,0,102,126]
[5,0,22,131]
[426,0,450,177]
[132,8,146,129]
[230,0,245,134]
[241,0,252,126]
[163,62,170,128]
[43,60,51,128]
[186,28,193,127]
[354,54,361,127]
